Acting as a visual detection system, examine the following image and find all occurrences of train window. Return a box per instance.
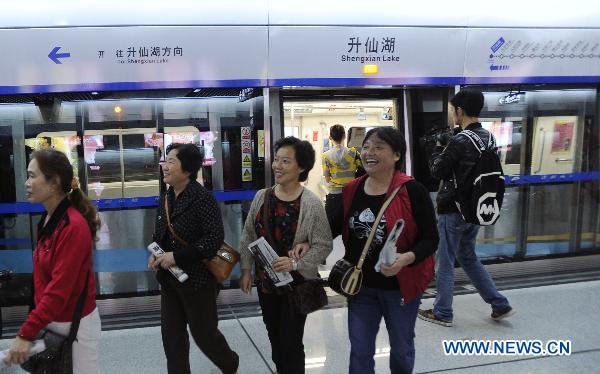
[87,100,153,123]
[84,133,122,199]
[479,118,521,175]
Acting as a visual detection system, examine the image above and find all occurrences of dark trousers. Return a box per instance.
[325,193,343,233]
[258,289,308,374]
[160,275,238,374]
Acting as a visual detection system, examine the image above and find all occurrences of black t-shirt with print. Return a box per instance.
[345,183,400,290]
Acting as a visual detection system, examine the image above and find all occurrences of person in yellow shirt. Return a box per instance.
[322,124,362,230]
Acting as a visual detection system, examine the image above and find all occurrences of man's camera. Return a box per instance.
[419,126,455,148]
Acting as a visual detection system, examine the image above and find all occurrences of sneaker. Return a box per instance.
[418,309,453,327]
[491,306,515,320]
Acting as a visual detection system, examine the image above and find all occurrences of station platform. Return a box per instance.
[1,279,599,373]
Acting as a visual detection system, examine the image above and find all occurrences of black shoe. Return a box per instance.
[491,306,515,320]
[418,309,453,327]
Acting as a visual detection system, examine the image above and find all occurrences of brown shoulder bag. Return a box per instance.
[164,198,239,283]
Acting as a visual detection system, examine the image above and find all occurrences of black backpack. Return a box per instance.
[453,130,505,226]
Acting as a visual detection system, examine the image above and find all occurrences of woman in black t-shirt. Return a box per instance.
[332,127,439,374]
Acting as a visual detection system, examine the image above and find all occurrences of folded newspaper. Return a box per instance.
[374,219,405,273]
[247,237,293,287]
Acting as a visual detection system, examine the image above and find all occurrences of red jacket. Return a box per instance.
[342,171,435,303]
[19,198,96,340]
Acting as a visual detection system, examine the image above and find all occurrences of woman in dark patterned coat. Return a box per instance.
[149,143,238,374]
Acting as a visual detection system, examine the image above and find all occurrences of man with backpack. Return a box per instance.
[418,89,514,327]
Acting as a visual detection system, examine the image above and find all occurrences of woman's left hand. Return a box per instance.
[154,252,176,269]
[272,256,294,273]
[5,336,33,366]
[288,242,310,260]
[381,252,416,277]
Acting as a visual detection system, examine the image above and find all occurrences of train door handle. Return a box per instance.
[534,128,545,174]
[555,158,573,163]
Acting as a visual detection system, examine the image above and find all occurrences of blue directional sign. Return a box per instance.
[490,37,505,53]
[48,46,71,64]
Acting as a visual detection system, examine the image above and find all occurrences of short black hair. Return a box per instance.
[362,127,406,170]
[274,136,315,182]
[450,89,485,117]
[329,124,346,143]
[165,143,204,181]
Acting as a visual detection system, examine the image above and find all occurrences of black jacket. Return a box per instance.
[153,180,224,289]
[429,122,496,214]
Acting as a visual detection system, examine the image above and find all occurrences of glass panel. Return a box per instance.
[84,134,122,199]
[1,106,35,306]
[96,209,158,294]
[479,118,521,175]
[0,92,269,299]
[480,88,596,258]
[122,132,160,198]
[531,116,578,175]
[580,181,600,250]
[475,187,519,259]
[526,184,574,255]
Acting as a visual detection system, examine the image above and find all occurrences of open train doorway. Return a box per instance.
[282,99,397,202]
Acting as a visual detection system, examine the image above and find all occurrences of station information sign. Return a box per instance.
[0,26,268,94]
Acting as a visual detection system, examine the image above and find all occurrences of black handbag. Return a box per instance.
[260,188,328,314]
[290,279,328,314]
[328,186,401,297]
[21,272,89,374]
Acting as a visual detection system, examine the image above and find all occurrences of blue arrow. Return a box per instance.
[48,46,71,64]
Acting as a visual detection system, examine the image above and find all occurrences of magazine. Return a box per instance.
[247,237,294,287]
[374,219,405,273]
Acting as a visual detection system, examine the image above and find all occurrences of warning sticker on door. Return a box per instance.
[242,154,252,167]
[242,167,253,181]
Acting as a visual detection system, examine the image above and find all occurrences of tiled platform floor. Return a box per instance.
[2,280,599,373]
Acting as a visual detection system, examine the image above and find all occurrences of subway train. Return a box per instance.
[0,0,599,330]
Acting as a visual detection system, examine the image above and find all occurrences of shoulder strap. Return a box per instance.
[66,270,90,343]
[165,197,189,246]
[261,187,276,246]
[459,130,485,154]
[487,131,496,149]
[356,186,401,270]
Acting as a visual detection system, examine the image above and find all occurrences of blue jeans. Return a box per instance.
[348,286,421,374]
[433,213,510,321]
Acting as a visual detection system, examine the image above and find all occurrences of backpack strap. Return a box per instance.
[459,130,485,154]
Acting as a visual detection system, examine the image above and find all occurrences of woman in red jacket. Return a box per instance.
[4,149,100,373]
[331,127,439,374]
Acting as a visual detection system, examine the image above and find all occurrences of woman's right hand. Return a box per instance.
[147,255,158,270]
[5,336,33,366]
[240,269,252,294]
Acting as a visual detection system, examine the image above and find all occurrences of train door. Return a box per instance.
[530,116,578,175]
[282,99,397,202]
